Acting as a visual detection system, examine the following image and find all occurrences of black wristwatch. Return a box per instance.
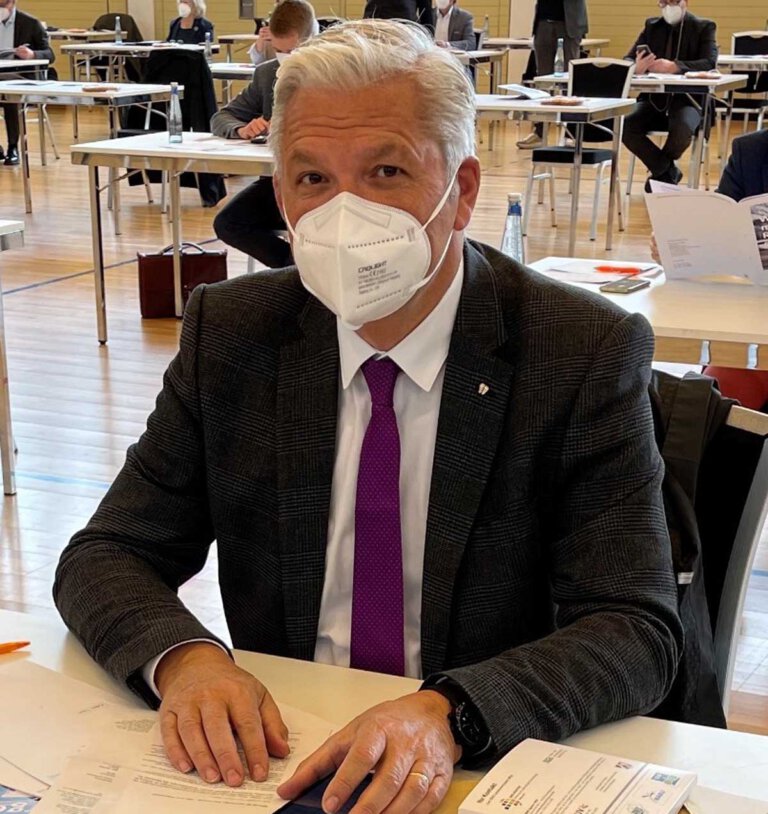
[423,677,494,764]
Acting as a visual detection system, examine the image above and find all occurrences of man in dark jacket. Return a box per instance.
[211,0,315,267]
[0,0,54,165]
[622,0,717,189]
[363,0,434,31]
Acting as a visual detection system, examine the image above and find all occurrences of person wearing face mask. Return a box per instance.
[167,0,214,45]
[432,0,473,51]
[248,0,320,67]
[55,19,683,813]
[211,0,316,268]
[622,0,717,190]
[0,0,54,165]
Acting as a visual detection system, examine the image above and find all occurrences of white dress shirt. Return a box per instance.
[144,261,464,693]
[434,7,453,45]
[314,261,464,679]
[0,9,17,53]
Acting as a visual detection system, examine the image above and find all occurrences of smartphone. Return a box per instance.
[599,277,651,294]
[275,774,374,814]
[250,134,269,144]
[636,44,651,57]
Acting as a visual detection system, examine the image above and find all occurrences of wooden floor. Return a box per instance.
[0,107,765,735]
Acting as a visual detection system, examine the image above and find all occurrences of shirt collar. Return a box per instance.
[2,8,16,26]
[337,259,464,392]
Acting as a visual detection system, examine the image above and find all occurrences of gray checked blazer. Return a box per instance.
[435,6,475,51]
[54,240,682,761]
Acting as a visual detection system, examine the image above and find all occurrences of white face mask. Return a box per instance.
[178,3,192,18]
[286,175,457,329]
[661,4,684,25]
[437,0,452,10]
[275,51,291,64]
[0,8,11,22]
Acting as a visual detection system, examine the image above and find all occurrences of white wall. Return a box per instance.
[506,0,535,83]
[127,0,155,39]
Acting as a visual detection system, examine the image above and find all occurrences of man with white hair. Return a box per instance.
[55,20,682,814]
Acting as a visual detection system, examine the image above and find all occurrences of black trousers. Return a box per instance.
[622,96,702,177]
[532,20,581,137]
[1,72,23,148]
[213,177,293,268]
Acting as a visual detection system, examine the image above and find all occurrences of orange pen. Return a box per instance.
[594,265,646,275]
[0,641,30,655]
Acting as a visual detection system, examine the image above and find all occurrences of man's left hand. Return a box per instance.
[435,41,449,48]
[278,691,461,814]
[14,46,35,60]
[649,58,679,74]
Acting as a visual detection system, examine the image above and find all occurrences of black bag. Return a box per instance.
[648,371,733,728]
[137,243,227,318]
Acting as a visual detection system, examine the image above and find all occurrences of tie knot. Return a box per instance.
[362,357,400,408]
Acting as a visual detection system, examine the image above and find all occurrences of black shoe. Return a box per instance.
[3,147,19,166]
[645,163,683,192]
[0,145,4,162]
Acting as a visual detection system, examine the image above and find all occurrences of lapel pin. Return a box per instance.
[478,383,490,396]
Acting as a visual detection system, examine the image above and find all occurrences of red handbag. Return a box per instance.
[137,243,228,318]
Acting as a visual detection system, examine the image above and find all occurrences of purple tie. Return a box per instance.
[350,357,405,676]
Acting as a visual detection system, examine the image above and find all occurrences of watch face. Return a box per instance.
[456,701,483,748]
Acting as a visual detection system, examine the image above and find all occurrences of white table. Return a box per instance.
[48,29,126,42]
[718,54,768,72]
[0,80,178,216]
[60,41,220,85]
[0,222,22,496]
[1,608,767,806]
[529,257,768,370]
[209,62,255,103]
[484,36,610,55]
[452,49,505,92]
[475,95,636,255]
[71,131,275,343]
[0,58,49,75]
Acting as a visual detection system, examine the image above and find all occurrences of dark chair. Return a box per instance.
[121,49,226,207]
[523,58,634,243]
[89,13,144,82]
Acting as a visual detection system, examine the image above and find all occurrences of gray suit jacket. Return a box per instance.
[54,241,682,761]
[210,58,279,138]
[434,6,475,51]
[11,10,54,63]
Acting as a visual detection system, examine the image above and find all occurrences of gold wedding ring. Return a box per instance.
[408,771,431,784]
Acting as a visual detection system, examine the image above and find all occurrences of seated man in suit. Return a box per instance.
[0,0,54,165]
[54,19,683,814]
[622,0,717,190]
[211,0,316,269]
[433,0,474,51]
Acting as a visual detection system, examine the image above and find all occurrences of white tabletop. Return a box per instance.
[718,54,768,68]
[1,608,767,803]
[534,72,750,91]
[0,59,49,70]
[49,29,125,41]
[529,257,768,348]
[60,42,217,55]
[71,130,274,165]
[209,62,256,78]
[0,79,177,101]
[0,220,24,251]
[217,33,260,43]
[0,220,23,236]
[475,93,635,118]
[484,37,610,49]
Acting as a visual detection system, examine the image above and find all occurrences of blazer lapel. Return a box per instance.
[276,297,339,661]
[421,242,515,676]
[762,163,768,199]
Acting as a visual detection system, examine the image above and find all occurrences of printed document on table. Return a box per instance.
[460,738,695,814]
[35,702,335,814]
[645,190,768,285]
[0,660,140,784]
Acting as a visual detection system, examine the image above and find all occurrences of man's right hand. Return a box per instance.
[635,50,656,75]
[236,117,270,139]
[156,642,290,787]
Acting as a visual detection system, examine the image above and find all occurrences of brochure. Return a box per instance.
[644,189,768,286]
[0,783,39,813]
[460,739,695,814]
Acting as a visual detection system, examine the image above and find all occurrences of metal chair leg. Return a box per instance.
[590,164,604,242]
[43,106,60,160]
[548,168,557,228]
[522,166,536,237]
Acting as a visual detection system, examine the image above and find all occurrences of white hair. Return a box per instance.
[270,19,476,177]
[184,0,207,16]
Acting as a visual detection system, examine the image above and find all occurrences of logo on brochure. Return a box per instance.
[626,807,648,814]
[651,773,680,786]
[498,798,522,810]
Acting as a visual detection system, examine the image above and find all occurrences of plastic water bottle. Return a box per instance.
[500,193,525,264]
[204,31,213,59]
[483,14,490,34]
[554,37,565,75]
[168,82,183,143]
[114,15,123,45]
